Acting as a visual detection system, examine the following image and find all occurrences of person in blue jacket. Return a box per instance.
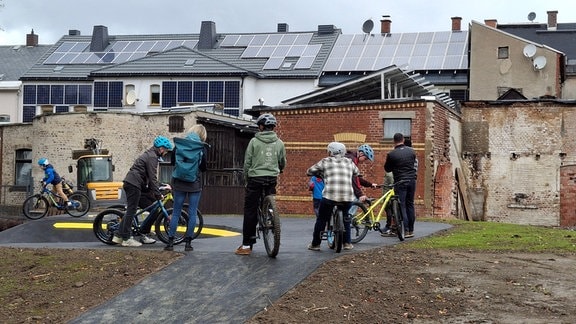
[164,124,209,252]
[308,175,324,218]
[38,157,72,206]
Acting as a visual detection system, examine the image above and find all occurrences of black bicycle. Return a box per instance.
[321,204,346,253]
[93,186,203,245]
[256,191,281,257]
[22,181,91,220]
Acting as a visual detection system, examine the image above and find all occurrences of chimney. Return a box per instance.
[380,15,391,34]
[277,23,289,33]
[484,19,498,28]
[547,10,558,30]
[198,21,217,50]
[68,30,81,36]
[90,25,109,52]
[26,29,38,47]
[451,17,462,31]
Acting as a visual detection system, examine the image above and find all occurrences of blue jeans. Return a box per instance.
[395,179,416,232]
[168,189,201,239]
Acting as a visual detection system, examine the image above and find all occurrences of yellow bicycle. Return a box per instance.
[349,180,408,242]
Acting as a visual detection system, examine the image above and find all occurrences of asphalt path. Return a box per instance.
[0,214,451,323]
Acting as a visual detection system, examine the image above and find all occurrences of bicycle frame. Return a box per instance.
[41,186,67,209]
[355,186,396,224]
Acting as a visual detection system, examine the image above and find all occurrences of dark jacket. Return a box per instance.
[123,147,163,198]
[384,144,417,182]
[345,151,372,198]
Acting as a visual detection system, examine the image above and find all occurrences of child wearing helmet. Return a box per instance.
[38,158,72,207]
[235,113,286,255]
[345,144,378,202]
[306,142,360,251]
[113,135,174,247]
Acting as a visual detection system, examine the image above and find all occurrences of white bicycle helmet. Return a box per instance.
[327,142,346,157]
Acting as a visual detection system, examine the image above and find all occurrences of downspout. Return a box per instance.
[0,126,3,204]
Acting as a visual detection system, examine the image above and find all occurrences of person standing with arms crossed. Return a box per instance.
[164,124,209,252]
[235,113,286,255]
[384,133,417,238]
[113,136,173,247]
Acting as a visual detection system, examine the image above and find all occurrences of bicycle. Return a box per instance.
[349,179,408,243]
[93,185,203,245]
[255,190,281,257]
[321,203,347,253]
[22,180,91,220]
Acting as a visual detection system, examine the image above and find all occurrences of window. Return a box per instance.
[125,84,135,106]
[169,116,185,132]
[15,149,33,187]
[150,84,161,105]
[23,106,36,122]
[383,119,411,140]
[498,46,509,59]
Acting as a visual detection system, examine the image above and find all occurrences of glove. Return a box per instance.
[154,193,164,201]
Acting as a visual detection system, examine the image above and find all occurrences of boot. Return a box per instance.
[184,237,193,252]
[164,237,174,251]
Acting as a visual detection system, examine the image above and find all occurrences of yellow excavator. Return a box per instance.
[69,138,124,208]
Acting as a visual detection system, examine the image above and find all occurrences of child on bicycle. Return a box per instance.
[112,136,174,247]
[307,142,359,251]
[38,158,73,207]
[235,113,286,256]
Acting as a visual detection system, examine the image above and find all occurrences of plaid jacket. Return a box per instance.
[307,156,359,202]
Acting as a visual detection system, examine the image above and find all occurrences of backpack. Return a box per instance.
[172,134,205,183]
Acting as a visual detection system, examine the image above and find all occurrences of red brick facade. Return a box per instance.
[268,100,459,219]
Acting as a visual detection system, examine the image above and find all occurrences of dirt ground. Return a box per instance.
[1,246,576,323]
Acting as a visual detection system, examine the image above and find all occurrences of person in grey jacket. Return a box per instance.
[113,136,173,247]
[235,113,286,255]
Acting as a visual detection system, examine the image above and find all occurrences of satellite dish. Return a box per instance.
[523,44,537,58]
[362,19,374,34]
[126,90,137,105]
[527,12,536,22]
[533,56,547,70]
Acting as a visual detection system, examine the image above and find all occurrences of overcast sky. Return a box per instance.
[0,0,574,45]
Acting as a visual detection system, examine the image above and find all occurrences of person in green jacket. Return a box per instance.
[235,113,286,255]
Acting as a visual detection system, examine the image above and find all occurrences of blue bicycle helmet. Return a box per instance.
[153,136,174,150]
[358,144,374,162]
[38,158,49,166]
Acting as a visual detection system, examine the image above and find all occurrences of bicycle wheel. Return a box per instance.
[66,192,91,217]
[326,206,336,249]
[349,201,370,244]
[391,199,405,241]
[93,208,123,245]
[154,208,189,245]
[333,209,344,253]
[260,195,281,257]
[22,195,49,220]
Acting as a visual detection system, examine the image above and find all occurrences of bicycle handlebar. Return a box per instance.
[375,179,411,189]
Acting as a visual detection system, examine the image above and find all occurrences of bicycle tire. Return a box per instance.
[391,199,405,241]
[326,206,336,249]
[154,207,190,245]
[333,208,344,253]
[349,201,370,244]
[22,194,50,220]
[261,195,281,257]
[93,208,123,245]
[66,192,91,217]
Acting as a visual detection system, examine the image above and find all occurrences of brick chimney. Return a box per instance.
[380,15,391,34]
[451,17,462,31]
[26,29,38,46]
[484,19,498,28]
[547,10,558,30]
[277,23,289,32]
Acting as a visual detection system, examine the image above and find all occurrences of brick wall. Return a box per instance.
[462,102,576,226]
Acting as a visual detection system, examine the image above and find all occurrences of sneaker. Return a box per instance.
[307,243,321,251]
[405,231,414,238]
[112,235,123,244]
[235,246,251,255]
[380,229,396,237]
[343,243,354,250]
[140,234,156,244]
[121,237,142,247]
[66,201,73,207]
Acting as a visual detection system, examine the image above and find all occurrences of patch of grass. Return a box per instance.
[403,219,576,253]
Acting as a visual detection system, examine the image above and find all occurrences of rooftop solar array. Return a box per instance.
[324,31,468,71]
[221,33,320,69]
[44,40,199,65]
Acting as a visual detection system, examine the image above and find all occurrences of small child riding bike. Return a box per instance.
[38,157,73,207]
